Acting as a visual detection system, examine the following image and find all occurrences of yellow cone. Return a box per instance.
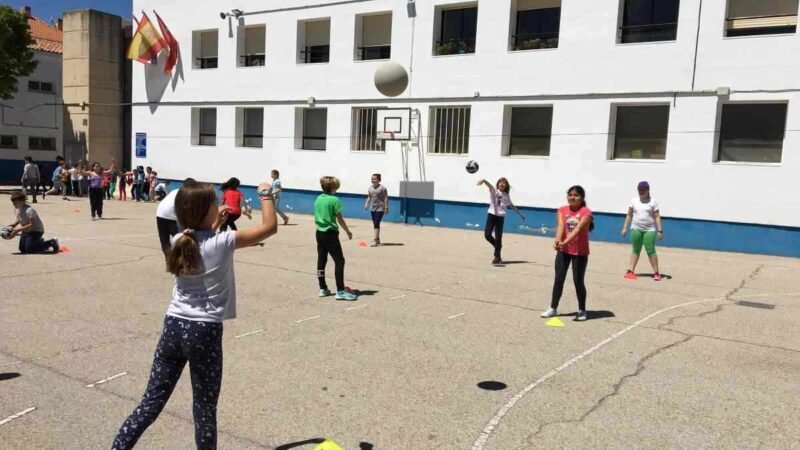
[545,317,565,328]
[314,440,345,450]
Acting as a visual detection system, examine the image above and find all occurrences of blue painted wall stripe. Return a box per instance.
[168,180,800,258]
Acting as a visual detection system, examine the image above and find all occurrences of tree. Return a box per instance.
[0,6,38,100]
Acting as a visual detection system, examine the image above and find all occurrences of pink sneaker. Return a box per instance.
[653,273,662,281]
[624,270,637,280]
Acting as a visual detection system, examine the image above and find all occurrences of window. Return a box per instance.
[351,107,385,151]
[619,0,680,43]
[435,5,478,55]
[612,105,669,160]
[299,19,330,63]
[301,108,327,150]
[236,108,264,148]
[725,0,798,37]
[512,0,561,50]
[29,136,56,151]
[28,80,54,93]
[429,106,471,154]
[193,30,218,69]
[239,25,266,67]
[355,13,392,61]
[507,107,553,156]
[191,108,217,146]
[717,103,787,163]
[0,135,17,149]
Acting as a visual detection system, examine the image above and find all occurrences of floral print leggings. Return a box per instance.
[112,316,223,450]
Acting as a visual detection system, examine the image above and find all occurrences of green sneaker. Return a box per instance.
[335,290,358,301]
[319,289,332,298]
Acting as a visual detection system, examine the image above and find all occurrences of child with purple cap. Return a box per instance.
[620,181,663,281]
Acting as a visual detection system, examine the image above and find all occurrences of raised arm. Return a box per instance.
[476,179,493,190]
[234,182,278,249]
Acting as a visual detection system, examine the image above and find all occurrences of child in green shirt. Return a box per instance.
[314,176,356,300]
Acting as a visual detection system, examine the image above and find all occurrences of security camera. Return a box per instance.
[219,12,228,20]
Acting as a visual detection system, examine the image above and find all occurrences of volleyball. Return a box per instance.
[466,160,479,174]
[374,62,409,97]
[1,226,14,240]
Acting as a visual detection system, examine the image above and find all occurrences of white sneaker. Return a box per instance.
[576,310,587,321]
[540,308,557,318]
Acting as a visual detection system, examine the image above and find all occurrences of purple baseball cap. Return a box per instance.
[637,181,650,189]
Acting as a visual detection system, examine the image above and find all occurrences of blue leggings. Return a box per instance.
[112,316,223,450]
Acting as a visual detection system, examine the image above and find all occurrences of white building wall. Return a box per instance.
[0,50,64,161]
[131,0,800,228]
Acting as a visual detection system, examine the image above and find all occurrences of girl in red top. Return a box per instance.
[541,185,594,322]
[220,177,244,231]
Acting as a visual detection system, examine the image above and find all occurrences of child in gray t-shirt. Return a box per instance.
[363,173,389,246]
[270,169,289,225]
[7,192,59,254]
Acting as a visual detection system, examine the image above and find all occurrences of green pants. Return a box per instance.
[631,229,657,256]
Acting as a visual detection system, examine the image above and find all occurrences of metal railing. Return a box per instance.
[512,32,559,50]
[358,45,391,61]
[619,22,678,43]
[196,57,218,69]
[198,133,216,146]
[301,45,330,64]
[240,54,266,67]
[242,134,263,148]
[434,38,476,56]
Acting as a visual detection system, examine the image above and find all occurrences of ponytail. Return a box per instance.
[165,182,218,276]
[166,230,202,276]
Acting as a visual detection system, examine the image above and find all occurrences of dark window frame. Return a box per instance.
[507,106,554,157]
[619,0,681,44]
[611,104,670,160]
[436,6,478,55]
[513,7,561,50]
[0,135,18,149]
[302,108,328,150]
[301,45,330,63]
[716,102,787,164]
[197,109,217,147]
[241,108,264,148]
[29,136,56,151]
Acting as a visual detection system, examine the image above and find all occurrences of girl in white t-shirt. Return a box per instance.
[477,177,525,264]
[111,181,278,449]
[620,181,664,281]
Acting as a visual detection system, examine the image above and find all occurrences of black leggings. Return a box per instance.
[89,187,104,218]
[371,211,384,229]
[19,231,56,254]
[551,252,588,311]
[316,230,345,292]
[484,213,505,258]
[219,213,241,232]
[112,316,223,450]
[156,217,179,257]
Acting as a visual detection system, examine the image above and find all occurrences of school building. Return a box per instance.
[130,0,800,257]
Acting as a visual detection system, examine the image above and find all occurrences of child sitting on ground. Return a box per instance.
[6,192,59,254]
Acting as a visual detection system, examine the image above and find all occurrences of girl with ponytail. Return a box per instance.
[540,185,594,322]
[112,180,278,449]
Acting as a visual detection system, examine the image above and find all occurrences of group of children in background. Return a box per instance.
[5,162,667,448]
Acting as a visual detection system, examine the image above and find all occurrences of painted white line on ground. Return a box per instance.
[471,292,800,450]
[0,407,36,426]
[234,329,265,339]
[390,294,406,300]
[294,315,321,324]
[59,233,155,241]
[86,372,128,388]
[346,304,368,311]
[448,313,465,320]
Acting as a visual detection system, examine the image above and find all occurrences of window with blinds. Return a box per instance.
[351,108,385,151]
[726,0,798,37]
[429,106,471,154]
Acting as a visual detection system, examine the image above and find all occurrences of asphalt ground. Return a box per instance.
[1,195,798,449]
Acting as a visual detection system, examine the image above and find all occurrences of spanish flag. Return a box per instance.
[126,12,167,64]
[154,11,179,74]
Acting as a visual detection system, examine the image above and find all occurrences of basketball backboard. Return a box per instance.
[376,108,412,141]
